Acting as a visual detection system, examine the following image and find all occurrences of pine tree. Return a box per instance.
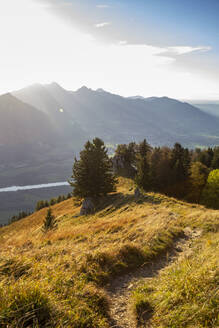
[211,147,219,169]
[135,139,151,191]
[50,198,56,206]
[69,138,117,198]
[42,208,57,232]
[35,200,45,211]
[170,143,190,183]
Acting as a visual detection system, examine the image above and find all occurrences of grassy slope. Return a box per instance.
[0,178,218,327]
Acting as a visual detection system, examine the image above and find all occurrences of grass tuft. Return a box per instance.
[0,258,31,280]
[0,284,54,327]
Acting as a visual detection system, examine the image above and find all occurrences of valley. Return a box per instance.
[1,83,219,223]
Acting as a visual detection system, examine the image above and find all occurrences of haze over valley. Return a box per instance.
[0,82,219,222]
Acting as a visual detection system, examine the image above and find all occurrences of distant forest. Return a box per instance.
[6,138,219,227]
[114,140,219,209]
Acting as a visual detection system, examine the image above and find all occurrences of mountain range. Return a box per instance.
[11,82,219,147]
[1,83,219,221]
[0,82,219,188]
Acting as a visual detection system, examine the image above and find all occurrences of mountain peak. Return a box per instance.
[96,88,107,93]
[75,86,93,94]
[45,82,65,91]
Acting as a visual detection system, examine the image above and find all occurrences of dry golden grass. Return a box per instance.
[0,177,218,327]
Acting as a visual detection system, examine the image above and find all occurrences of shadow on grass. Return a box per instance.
[94,192,162,217]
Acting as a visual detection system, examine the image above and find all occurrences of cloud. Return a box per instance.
[162,46,212,56]
[119,40,127,45]
[1,0,218,100]
[96,4,110,9]
[95,22,111,28]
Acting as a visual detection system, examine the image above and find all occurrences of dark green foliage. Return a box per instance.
[6,192,71,227]
[67,193,72,199]
[35,200,47,211]
[42,208,57,232]
[195,147,214,168]
[115,142,137,165]
[114,142,137,177]
[70,138,117,198]
[44,200,49,207]
[170,143,190,183]
[9,211,31,224]
[149,147,170,191]
[113,139,219,207]
[211,147,219,169]
[35,194,69,213]
[135,139,151,191]
[50,198,56,206]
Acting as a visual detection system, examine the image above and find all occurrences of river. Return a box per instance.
[0,182,69,193]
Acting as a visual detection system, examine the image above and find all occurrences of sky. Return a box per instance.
[0,0,219,100]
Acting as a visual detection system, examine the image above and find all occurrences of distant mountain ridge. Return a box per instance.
[194,103,219,118]
[0,93,56,146]
[13,83,219,147]
[1,82,219,215]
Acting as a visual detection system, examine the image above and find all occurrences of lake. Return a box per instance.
[0,182,69,193]
[0,182,72,225]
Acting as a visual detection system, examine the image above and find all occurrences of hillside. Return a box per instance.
[0,93,65,166]
[195,103,219,118]
[0,93,57,147]
[13,83,219,147]
[0,178,218,327]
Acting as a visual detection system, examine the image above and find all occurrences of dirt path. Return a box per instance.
[106,228,201,328]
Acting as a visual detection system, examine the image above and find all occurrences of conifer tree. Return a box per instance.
[170,143,190,183]
[70,138,117,198]
[135,139,151,191]
[42,208,57,232]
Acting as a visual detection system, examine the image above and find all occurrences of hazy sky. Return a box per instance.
[1,0,219,100]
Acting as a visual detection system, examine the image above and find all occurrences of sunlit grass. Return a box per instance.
[132,233,219,327]
[0,177,218,327]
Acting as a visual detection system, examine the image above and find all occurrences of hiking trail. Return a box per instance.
[106,227,202,328]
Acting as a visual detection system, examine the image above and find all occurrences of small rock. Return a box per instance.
[80,198,95,216]
[134,187,141,198]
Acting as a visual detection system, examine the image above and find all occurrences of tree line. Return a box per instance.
[6,137,219,229]
[7,192,72,225]
[114,140,219,208]
[70,137,219,209]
